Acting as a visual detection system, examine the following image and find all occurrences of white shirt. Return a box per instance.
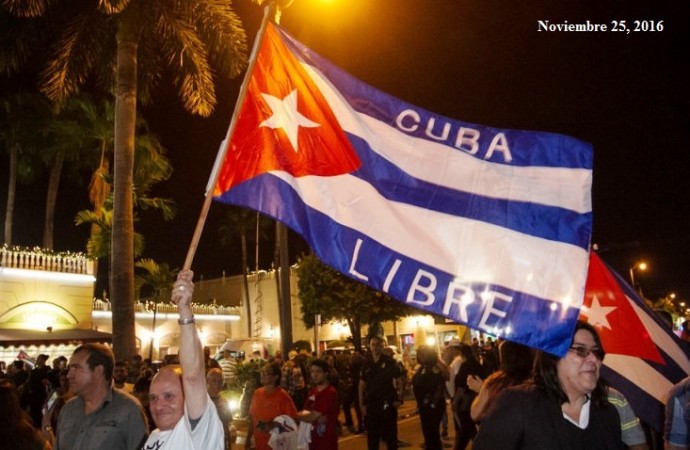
[446,355,463,397]
[142,394,224,450]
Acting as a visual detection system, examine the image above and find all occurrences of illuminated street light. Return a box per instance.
[628,261,647,294]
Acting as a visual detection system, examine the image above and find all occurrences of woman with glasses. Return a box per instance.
[473,320,624,450]
[245,362,297,450]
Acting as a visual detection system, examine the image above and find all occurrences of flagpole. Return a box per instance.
[182,6,273,271]
[270,0,295,361]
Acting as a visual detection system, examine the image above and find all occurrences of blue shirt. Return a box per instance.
[665,376,690,447]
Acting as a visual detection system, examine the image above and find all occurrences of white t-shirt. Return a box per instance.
[142,394,224,450]
[447,355,462,397]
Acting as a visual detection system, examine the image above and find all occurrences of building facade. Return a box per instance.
[1,247,467,364]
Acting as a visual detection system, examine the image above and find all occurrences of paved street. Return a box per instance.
[232,402,460,450]
[338,403,456,450]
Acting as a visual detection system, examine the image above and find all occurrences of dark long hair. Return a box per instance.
[265,362,282,386]
[458,343,477,362]
[486,340,534,393]
[533,320,609,408]
[0,380,45,449]
[416,345,439,367]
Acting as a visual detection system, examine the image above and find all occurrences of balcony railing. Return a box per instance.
[0,247,94,275]
[93,298,241,317]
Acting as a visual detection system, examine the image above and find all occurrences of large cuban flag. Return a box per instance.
[582,252,690,432]
[213,22,593,356]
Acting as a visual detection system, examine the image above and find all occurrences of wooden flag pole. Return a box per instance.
[183,6,273,271]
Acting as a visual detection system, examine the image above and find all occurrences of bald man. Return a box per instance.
[142,270,224,449]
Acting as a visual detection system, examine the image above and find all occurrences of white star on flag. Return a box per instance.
[259,89,320,152]
[581,295,617,329]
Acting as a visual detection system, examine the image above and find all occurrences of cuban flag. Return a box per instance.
[213,22,593,356]
[17,349,36,368]
[582,252,690,432]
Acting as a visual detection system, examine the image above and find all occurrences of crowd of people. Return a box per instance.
[1,276,690,450]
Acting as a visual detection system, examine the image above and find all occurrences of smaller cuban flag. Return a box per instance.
[213,22,593,356]
[17,349,36,368]
[582,252,690,432]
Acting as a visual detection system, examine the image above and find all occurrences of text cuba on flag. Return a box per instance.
[212,22,593,356]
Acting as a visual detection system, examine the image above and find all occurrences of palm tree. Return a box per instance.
[75,205,145,260]
[40,96,106,250]
[0,93,52,245]
[75,123,176,271]
[75,187,176,283]
[2,0,248,359]
[135,258,178,302]
[135,258,177,361]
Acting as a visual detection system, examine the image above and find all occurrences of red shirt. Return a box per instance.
[303,385,339,450]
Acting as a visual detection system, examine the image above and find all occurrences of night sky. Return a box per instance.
[2,0,689,301]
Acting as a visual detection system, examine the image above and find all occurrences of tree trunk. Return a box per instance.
[43,149,64,250]
[88,155,111,294]
[4,143,18,245]
[277,222,292,356]
[349,316,362,351]
[111,14,138,361]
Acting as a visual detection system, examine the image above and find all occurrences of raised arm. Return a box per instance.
[172,270,207,420]
[469,375,490,422]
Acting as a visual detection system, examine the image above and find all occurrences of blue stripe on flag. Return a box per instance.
[347,133,592,250]
[216,173,581,356]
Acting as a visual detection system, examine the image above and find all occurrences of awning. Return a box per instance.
[0,328,112,346]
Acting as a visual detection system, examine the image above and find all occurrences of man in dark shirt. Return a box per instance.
[359,336,404,450]
[453,343,484,450]
[27,354,51,426]
[9,359,29,387]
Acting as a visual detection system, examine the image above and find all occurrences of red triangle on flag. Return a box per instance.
[215,23,361,195]
[580,253,663,363]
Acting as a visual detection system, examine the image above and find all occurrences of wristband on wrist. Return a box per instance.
[178,316,196,325]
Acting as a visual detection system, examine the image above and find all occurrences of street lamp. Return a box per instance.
[628,261,647,293]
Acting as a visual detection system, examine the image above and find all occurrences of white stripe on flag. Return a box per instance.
[631,299,690,373]
[304,64,592,214]
[604,354,674,403]
[270,170,588,304]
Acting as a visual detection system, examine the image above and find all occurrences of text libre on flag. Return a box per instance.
[213,23,593,356]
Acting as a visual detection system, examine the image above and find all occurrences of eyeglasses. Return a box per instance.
[260,370,276,376]
[568,345,605,361]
